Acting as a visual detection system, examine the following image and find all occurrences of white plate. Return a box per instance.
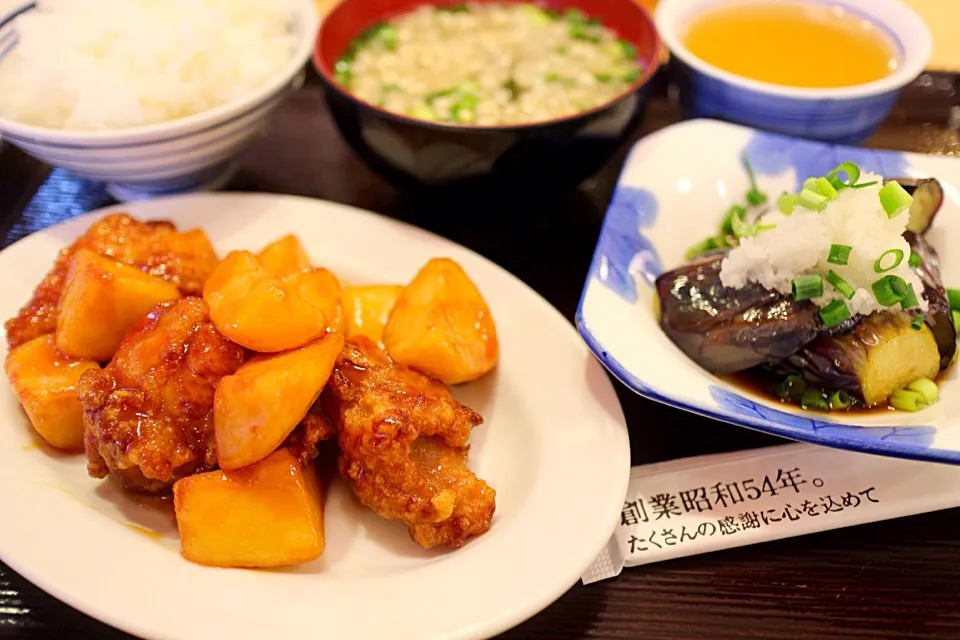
[0,193,630,640]
[577,118,960,465]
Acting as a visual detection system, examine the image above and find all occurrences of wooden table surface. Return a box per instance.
[1,72,960,640]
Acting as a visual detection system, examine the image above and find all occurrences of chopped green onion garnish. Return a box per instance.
[797,188,828,212]
[426,87,457,103]
[709,235,728,249]
[899,283,920,309]
[618,38,637,59]
[814,177,839,200]
[569,23,600,41]
[408,104,439,121]
[908,251,921,268]
[872,275,905,306]
[873,248,904,273]
[907,378,939,404]
[851,180,879,189]
[819,299,851,327]
[721,204,745,235]
[890,389,926,412]
[826,270,855,300]
[772,375,806,402]
[947,288,960,310]
[519,4,554,24]
[377,24,398,50]
[878,181,913,218]
[730,209,773,237]
[791,274,823,301]
[829,390,852,410]
[826,161,861,188]
[684,235,727,260]
[684,240,712,260]
[827,244,851,265]
[910,313,925,330]
[730,209,750,237]
[801,388,829,411]
[889,276,908,298]
[741,155,767,205]
[777,192,797,214]
[355,21,388,45]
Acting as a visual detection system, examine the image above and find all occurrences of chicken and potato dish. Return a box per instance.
[4,213,500,568]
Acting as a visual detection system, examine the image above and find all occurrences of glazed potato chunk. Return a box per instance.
[257,234,312,278]
[384,258,498,384]
[5,334,99,450]
[5,213,217,350]
[56,249,182,361]
[215,332,344,470]
[342,284,403,344]
[202,251,343,352]
[173,448,325,568]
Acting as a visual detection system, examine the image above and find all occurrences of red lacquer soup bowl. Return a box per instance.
[313,0,664,194]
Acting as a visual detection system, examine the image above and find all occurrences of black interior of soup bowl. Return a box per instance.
[313,0,664,194]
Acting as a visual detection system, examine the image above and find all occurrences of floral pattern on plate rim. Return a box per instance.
[590,184,660,303]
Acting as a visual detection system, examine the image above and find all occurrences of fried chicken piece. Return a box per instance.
[5,213,218,350]
[284,401,336,467]
[78,297,245,493]
[322,336,495,549]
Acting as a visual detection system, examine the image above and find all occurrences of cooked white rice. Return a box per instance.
[0,0,298,131]
[720,172,928,316]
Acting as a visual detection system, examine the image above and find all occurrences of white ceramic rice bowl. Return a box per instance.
[0,0,317,201]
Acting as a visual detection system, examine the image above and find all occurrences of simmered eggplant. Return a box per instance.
[774,312,941,406]
[767,233,955,406]
[655,252,823,373]
[663,165,955,412]
[885,177,944,236]
[906,231,958,367]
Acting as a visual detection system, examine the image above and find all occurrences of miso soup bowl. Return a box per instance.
[313,0,664,194]
[655,0,932,143]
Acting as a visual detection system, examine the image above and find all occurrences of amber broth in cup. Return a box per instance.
[682,1,899,88]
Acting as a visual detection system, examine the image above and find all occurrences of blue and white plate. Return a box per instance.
[577,119,960,464]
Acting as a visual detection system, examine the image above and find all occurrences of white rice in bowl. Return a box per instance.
[0,0,299,131]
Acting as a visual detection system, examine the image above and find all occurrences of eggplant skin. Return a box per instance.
[906,231,958,368]
[886,177,944,236]
[774,312,941,406]
[655,253,823,374]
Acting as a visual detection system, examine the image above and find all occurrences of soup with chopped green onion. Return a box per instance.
[333,3,643,126]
